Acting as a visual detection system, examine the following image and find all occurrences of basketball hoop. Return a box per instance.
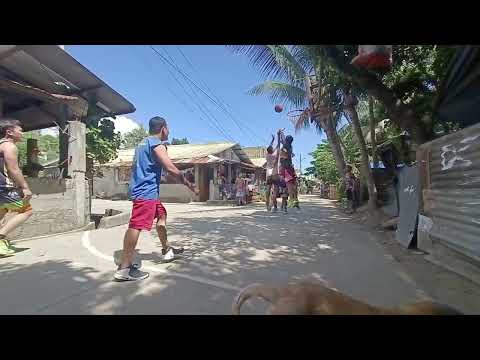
[287,109,307,123]
[287,109,310,131]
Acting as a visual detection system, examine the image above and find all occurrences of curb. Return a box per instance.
[13,222,96,244]
[97,211,130,229]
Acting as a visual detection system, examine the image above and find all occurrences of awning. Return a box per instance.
[434,46,480,129]
[0,45,135,131]
[0,78,88,119]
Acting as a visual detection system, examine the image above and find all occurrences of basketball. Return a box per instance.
[274,104,283,113]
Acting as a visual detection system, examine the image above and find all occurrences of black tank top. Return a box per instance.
[0,139,16,189]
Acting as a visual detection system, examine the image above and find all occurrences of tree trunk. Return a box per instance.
[321,116,346,177]
[313,62,346,178]
[320,46,429,144]
[344,103,378,211]
[86,156,94,197]
[368,96,379,168]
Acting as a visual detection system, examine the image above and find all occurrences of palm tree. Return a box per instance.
[229,45,346,177]
[343,94,378,210]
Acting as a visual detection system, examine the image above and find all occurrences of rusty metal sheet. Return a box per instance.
[418,122,480,269]
[395,165,420,248]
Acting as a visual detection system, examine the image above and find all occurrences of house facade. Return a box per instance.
[94,142,259,203]
[0,45,135,239]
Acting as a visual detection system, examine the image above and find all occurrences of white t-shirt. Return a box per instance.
[266,149,278,177]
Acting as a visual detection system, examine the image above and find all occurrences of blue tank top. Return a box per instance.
[128,136,164,200]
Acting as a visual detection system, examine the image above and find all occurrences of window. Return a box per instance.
[117,167,131,184]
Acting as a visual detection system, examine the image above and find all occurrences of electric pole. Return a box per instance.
[300,153,302,175]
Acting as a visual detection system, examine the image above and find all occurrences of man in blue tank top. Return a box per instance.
[114,117,197,282]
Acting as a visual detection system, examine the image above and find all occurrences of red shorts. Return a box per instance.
[129,199,167,231]
[279,167,297,184]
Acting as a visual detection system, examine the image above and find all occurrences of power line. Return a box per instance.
[148,46,236,142]
[132,48,229,142]
[155,46,236,142]
[174,46,268,144]
[150,45,266,144]
[156,46,236,143]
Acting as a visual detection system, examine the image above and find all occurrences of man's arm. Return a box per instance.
[272,129,283,163]
[153,144,198,193]
[268,134,275,148]
[3,143,32,199]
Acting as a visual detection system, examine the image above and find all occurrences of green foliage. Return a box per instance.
[308,142,340,184]
[170,137,189,145]
[122,126,149,149]
[339,125,361,168]
[86,117,122,165]
[17,130,59,166]
[318,45,457,138]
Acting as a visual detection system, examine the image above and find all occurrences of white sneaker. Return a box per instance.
[113,265,149,282]
[162,247,175,262]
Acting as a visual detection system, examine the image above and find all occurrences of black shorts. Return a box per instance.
[346,189,353,200]
[266,175,280,186]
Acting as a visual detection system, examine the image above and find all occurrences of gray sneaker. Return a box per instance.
[114,265,149,282]
[114,250,142,269]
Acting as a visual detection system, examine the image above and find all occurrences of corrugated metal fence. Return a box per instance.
[417,122,480,283]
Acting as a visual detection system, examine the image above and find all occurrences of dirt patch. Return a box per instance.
[343,203,480,314]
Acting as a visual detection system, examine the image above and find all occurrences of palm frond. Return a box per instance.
[228,45,306,85]
[291,109,311,132]
[247,81,307,109]
[291,109,324,135]
[290,45,317,73]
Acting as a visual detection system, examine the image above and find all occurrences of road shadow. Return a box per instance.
[134,196,421,308]
[0,258,235,314]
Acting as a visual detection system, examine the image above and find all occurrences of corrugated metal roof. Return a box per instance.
[250,157,267,168]
[243,146,267,159]
[0,78,88,119]
[0,45,135,131]
[435,46,480,129]
[105,142,256,167]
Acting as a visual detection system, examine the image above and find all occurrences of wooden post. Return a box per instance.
[26,138,38,168]
[58,104,69,178]
[227,163,232,183]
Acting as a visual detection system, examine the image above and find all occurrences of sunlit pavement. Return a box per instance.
[0,195,430,315]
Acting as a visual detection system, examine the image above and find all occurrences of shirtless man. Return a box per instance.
[0,119,33,257]
[265,130,282,212]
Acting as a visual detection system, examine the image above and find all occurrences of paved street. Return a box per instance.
[0,195,474,315]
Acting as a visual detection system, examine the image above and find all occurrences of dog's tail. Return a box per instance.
[399,301,463,315]
[232,283,279,315]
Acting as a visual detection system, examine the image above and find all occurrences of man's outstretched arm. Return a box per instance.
[153,144,198,194]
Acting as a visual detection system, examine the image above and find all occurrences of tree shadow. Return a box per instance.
[132,197,425,307]
[1,197,450,314]
[0,258,236,315]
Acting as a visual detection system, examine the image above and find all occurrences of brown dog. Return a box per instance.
[232,280,462,315]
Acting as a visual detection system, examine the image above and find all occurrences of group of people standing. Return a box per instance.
[264,129,299,214]
[218,172,249,206]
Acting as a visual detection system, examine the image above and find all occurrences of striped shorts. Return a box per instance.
[0,188,32,213]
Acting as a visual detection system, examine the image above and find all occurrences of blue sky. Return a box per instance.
[66,45,326,170]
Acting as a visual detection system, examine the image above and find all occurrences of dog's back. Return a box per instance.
[232,280,463,315]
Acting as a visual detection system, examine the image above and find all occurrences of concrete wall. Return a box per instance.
[93,167,197,203]
[93,167,129,200]
[8,176,90,240]
[160,184,196,203]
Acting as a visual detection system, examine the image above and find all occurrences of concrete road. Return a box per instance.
[0,195,433,315]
